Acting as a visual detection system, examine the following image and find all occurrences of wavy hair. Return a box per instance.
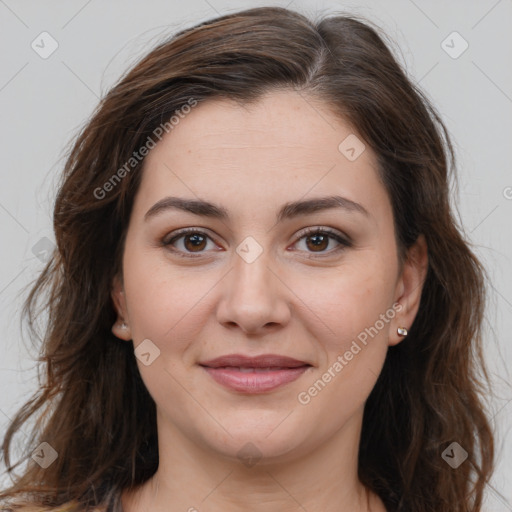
[1,6,495,512]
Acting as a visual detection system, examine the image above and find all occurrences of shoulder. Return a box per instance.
[1,503,107,512]
[1,506,60,512]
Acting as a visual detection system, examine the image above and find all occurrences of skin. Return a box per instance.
[111,89,428,512]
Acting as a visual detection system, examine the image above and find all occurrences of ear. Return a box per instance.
[389,234,428,346]
[111,273,132,341]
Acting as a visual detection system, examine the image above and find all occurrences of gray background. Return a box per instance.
[0,0,511,508]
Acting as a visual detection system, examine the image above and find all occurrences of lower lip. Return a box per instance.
[201,366,310,393]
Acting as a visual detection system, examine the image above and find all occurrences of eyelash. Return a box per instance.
[161,226,351,259]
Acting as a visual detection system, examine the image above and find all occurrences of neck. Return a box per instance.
[121,408,386,512]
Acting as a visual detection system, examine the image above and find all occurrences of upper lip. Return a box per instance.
[199,354,311,368]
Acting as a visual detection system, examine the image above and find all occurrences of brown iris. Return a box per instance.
[305,233,329,252]
[183,233,207,252]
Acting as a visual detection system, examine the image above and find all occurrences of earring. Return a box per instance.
[121,321,128,330]
[397,326,408,336]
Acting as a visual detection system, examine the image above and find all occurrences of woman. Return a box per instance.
[0,6,495,512]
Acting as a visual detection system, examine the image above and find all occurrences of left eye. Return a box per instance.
[292,228,349,255]
[162,228,350,258]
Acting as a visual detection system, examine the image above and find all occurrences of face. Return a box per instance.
[111,89,427,465]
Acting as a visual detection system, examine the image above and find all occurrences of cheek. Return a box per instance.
[289,257,396,354]
[121,249,213,406]
[122,245,222,357]
[295,264,394,423]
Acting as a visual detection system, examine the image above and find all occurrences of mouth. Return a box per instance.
[199,354,312,393]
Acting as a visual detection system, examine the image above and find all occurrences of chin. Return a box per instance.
[202,419,312,466]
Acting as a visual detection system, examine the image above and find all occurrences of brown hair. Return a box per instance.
[1,6,495,512]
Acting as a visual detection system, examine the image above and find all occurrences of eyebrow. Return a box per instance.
[144,195,370,223]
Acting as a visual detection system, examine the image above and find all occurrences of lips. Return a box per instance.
[199,354,312,393]
[199,354,310,369]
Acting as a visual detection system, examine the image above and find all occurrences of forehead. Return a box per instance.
[149,90,363,160]
[133,89,391,225]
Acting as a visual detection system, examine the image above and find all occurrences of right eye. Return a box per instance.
[162,228,221,258]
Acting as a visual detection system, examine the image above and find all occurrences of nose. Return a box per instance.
[216,244,291,335]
